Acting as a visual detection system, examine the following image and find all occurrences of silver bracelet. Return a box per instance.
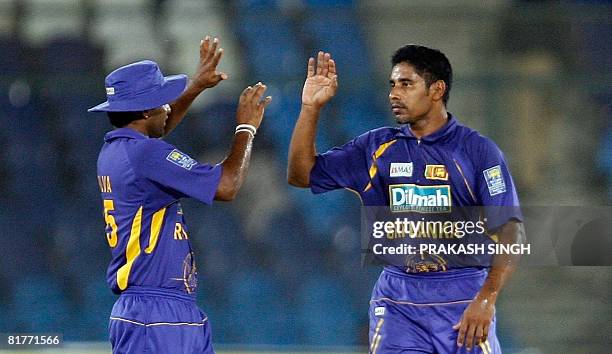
[235,128,255,138]
[235,124,257,136]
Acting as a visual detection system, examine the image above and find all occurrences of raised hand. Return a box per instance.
[236,82,272,129]
[302,51,338,108]
[192,36,228,90]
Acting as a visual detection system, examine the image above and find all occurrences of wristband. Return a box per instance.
[235,124,257,136]
[235,128,254,138]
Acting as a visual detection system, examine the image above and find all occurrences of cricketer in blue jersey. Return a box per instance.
[88,37,272,354]
[288,47,526,353]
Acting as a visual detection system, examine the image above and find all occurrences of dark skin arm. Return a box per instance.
[288,51,338,186]
[454,220,526,351]
[164,36,227,135]
[214,132,253,201]
[287,103,319,187]
[214,82,272,201]
[154,36,271,201]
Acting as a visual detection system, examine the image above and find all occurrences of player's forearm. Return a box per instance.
[477,221,525,301]
[164,82,205,135]
[287,104,321,187]
[215,131,254,201]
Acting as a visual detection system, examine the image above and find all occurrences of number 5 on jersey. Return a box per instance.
[104,199,118,247]
[102,199,167,290]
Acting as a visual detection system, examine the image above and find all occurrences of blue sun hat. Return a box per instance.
[88,60,188,112]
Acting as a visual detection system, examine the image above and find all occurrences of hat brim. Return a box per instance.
[87,74,188,112]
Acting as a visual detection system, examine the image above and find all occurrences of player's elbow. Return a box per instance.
[287,171,309,188]
[287,155,315,188]
[214,181,239,201]
[287,177,309,188]
[215,188,237,201]
[515,221,526,244]
[497,219,526,244]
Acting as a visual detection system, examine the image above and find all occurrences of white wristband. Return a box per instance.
[235,124,257,136]
[235,128,254,138]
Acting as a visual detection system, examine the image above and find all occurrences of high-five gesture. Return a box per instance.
[164,36,228,135]
[288,51,338,187]
[237,82,272,129]
[192,36,228,90]
[302,51,338,108]
[214,82,272,201]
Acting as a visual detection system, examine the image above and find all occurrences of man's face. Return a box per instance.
[388,62,434,124]
[144,104,171,138]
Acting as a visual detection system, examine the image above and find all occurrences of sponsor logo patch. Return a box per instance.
[390,162,413,177]
[374,307,385,316]
[106,87,115,95]
[424,165,448,181]
[166,149,197,170]
[483,165,506,196]
[389,184,452,213]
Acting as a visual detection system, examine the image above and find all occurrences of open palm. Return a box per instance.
[302,51,338,108]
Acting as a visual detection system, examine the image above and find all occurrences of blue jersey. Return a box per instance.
[97,128,221,295]
[310,114,521,271]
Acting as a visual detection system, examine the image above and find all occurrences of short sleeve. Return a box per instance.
[131,139,222,204]
[310,136,369,194]
[474,137,522,230]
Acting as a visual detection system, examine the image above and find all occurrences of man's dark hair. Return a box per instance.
[391,45,453,105]
[107,111,143,128]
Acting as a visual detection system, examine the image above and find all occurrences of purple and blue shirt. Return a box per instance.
[97,128,221,294]
[310,114,522,271]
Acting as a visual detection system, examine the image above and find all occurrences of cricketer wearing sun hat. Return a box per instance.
[91,37,272,354]
[88,59,188,112]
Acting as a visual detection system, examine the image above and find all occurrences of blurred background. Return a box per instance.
[0,0,610,353]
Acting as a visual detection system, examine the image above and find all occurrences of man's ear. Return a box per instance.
[430,80,447,102]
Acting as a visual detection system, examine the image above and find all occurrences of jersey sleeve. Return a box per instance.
[310,136,370,194]
[131,139,222,204]
[474,137,522,231]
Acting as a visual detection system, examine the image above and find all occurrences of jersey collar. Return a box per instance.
[395,113,458,142]
[104,127,149,142]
